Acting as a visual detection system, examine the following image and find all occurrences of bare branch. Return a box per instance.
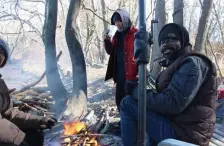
[198,0,203,7]
[20,0,44,3]
[207,39,223,78]
[82,4,110,25]
[0,12,42,37]
[104,3,116,11]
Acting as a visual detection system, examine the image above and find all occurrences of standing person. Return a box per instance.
[104,9,138,111]
[121,23,217,146]
[0,38,57,146]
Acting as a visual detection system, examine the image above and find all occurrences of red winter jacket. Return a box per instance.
[104,26,138,82]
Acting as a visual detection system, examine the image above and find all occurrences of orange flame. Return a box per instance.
[63,121,86,136]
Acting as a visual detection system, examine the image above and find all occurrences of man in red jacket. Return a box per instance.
[104,9,138,111]
[0,38,56,146]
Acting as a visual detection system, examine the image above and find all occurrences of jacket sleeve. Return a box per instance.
[0,114,25,145]
[146,56,209,115]
[3,100,42,130]
[104,36,115,55]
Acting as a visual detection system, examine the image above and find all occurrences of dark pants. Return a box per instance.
[120,96,176,146]
[0,129,44,146]
[115,81,125,112]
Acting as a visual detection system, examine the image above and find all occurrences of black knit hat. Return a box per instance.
[158,23,190,48]
[0,39,9,68]
[111,12,122,25]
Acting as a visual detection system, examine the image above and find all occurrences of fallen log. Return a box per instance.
[14,51,62,94]
[31,87,49,93]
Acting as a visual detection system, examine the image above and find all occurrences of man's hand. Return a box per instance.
[103,29,110,40]
[134,31,149,64]
[8,88,16,94]
[39,117,57,130]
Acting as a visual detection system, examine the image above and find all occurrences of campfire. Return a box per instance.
[44,109,122,146]
[61,121,99,146]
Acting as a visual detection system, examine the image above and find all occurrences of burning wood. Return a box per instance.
[61,121,99,146]
[63,121,86,136]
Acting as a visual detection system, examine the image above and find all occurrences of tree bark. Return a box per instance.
[65,0,87,96]
[173,0,184,26]
[43,0,68,100]
[150,0,166,79]
[194,0,213,52]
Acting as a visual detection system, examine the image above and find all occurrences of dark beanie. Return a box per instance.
[158,23,190,48]
[111,12,122,25]
[0,39,8,68]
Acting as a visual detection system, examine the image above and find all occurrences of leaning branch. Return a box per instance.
[14,51,63,94]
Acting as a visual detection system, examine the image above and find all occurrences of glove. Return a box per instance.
[134,31,149,65]
[8,88,16,94]
[19,140,29,146]
[39,117,57,130]
[125,80,138,97]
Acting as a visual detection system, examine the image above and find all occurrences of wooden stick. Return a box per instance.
[22,103,39,112]
[60,133,110,139]
[100,110,110,134]
[33,105,48,112]
[82,110,94,122]
[20,99,53,105]
[95,110,106,132]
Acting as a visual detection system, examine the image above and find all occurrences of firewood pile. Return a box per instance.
[10,85,121,146]
[11,87,55,117]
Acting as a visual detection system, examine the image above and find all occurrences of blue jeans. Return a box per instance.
[120,96,176,146]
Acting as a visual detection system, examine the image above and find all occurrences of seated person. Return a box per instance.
[0,38,56,146]
[120,23,217,146]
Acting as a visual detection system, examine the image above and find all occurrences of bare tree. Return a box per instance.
[173,0,184,25]
[65,0,87,96]
[194,0,213,52]
[150,0,166,79]
[64,0,87,116]
[100,0,108,63]
[212,2,224,44]
[43,0,68,101]
[187,0,197,35]
[82,0,96,62]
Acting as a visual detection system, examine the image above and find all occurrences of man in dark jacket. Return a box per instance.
[104,9,138,111]
[0,39,57,146]
[120,23,217,146]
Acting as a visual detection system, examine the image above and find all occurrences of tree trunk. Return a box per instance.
[43,0,68,100]
[100,0,107,64]
[64,0,87,118]
[187,0,197,34]
[96,35,102,63]
[65,0,87,96]
[173,0,184,25]
[212,3,224,44]
[194,0,213,52]
[150,0,166,79]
